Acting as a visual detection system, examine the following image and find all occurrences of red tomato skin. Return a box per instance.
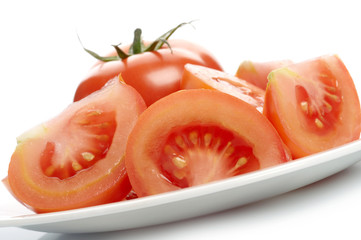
[74,39,223,106]
[7,78,146,213]
[263,55,361,158]
[125,89,291,197]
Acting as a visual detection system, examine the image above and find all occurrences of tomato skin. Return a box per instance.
[125,89,291,197]
[263,55,361,158]
[74,39,223,106]
[181,64,265,112]
[7,78,146,213]
[236,60,292,90]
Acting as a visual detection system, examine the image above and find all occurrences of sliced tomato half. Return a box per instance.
[264,55,361,158]
[125,89,291,197]
[6,77,146,213]
[181,64,265,112]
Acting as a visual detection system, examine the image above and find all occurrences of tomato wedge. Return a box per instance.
[236,60,292,90]
[181,64,265,112]
[263,55,361,158]
[6,77,146,213]
[125,89,291,197]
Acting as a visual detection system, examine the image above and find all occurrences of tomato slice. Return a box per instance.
[7,78,146,213]
[236,60,292,90]
[181,64,265,112]
[125,89,291,197]
[263,55,361,158]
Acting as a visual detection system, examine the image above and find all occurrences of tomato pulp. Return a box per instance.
[6,78,146,213]
[125,89,291,197]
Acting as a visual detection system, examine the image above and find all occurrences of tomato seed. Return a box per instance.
[98,122,111,128]
[175,135,186,149]
[300,101,309,114]
[172,156,187,169]
[322,100,333,113]
[81,152,95,161]
[77,119,90,125]
[44,165,56,177]
[189,131,198,145]
[308,104,317,116]
[315,118,324,128]
[235,157,248,168]
[227,157,248,175]
[72,161,83,171]
[203,133,212,147]
[164,145,175,155]
[86,109,102,117]
[173,169,186,180]
[224,143,235,157]
[95,134,109,141]
[325,92,340,102]
[325,86,337,93]
[318,73,329,78]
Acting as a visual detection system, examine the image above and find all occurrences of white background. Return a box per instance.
[1,0,361,239]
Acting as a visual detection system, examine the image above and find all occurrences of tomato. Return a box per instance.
[181,64,265,112]
[263,55,361,158]
[6,77,146,213]
[125,89,291,197]
[236,59,292,90]
[74,32,223,106]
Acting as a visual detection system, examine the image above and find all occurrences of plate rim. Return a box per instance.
[1,139,361,229]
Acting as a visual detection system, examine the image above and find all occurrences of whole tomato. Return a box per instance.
[74,22,223,106]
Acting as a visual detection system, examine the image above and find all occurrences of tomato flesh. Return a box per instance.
[264,55,361,158]
[160,124,259,188]
[7,78,146,213]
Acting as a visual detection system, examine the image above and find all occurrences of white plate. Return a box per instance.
[1,139,361,234]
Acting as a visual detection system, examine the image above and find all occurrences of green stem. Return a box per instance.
[81,21,195,61]
[131,28,143,54]
[112,44,129,59]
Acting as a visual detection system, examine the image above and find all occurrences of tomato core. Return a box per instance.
[40,107,117,180]
[159,124,260,188]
